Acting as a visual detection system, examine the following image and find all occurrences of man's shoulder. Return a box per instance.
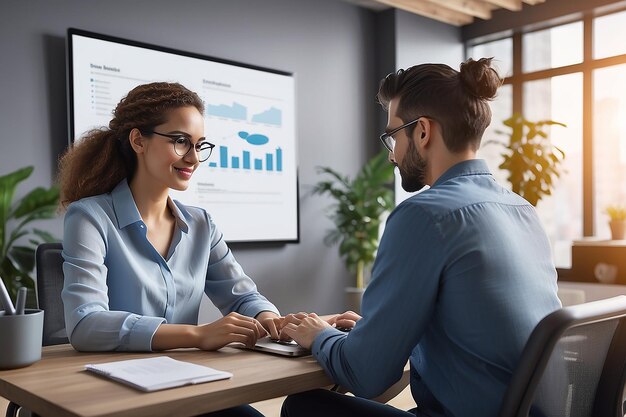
[388,192,444,229]
[396,186,465,217]
[395,179,531,221]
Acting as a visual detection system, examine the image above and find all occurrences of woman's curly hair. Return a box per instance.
[58,82,204,208]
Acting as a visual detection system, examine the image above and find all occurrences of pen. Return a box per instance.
[15,287,27,315]
[0,277,16,315]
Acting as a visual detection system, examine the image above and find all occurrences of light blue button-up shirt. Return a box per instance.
[311,159,561,417]
[62,180,279,352]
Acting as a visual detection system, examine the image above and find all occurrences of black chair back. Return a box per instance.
[499,295,626,417]
[35,242,68,346]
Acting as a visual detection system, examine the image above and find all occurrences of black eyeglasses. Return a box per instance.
[142,130,215,162]
[379,116,430,152]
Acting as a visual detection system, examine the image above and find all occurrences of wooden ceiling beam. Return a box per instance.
[374,0,475,26]
[481,0,522,12]
[421,0,492,20]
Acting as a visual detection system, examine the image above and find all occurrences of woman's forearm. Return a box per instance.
[152,323,200,351]
[151,312,268,351]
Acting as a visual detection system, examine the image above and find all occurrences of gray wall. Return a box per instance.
[390,11,463,204]
[396,10,463,70]
[0,0,463,320]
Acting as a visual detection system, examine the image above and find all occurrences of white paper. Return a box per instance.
[85,356,232,392]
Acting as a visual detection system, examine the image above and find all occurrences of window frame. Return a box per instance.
[466,6,626,238]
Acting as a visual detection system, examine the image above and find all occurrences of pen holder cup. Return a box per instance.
[0,309,44,369]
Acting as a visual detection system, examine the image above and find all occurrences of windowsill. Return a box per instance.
[557,267,626,286]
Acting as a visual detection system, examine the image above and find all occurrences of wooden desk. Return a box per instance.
[0,344,332,417]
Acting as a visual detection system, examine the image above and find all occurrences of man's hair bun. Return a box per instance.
[459,57,502,100]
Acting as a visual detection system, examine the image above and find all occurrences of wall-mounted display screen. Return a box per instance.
[67,28,298,243]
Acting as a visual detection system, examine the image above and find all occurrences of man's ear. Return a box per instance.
[128,128,145,155]
[413,118,432,148]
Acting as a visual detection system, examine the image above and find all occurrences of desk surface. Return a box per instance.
[0,344,332,417]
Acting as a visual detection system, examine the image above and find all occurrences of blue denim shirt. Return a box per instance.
[62,180,279,352]
[311,159,561,417]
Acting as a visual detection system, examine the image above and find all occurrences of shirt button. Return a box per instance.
[140,224,145,228]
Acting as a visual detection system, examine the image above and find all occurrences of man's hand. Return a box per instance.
[326,310,362,330]
[280,313,331,349]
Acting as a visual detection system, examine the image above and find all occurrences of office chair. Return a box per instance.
[35,242,68,346]
[5,243,65,417]
[498,295,626,417]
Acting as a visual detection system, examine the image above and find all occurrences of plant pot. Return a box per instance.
[345,287,365,314]
[609,220,626,240]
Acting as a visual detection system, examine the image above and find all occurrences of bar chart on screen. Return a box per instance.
[208,146,283,172]
[172,87,296,241]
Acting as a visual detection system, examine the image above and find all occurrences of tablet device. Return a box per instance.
[252,336,310,357]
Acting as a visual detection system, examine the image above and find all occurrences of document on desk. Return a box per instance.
[85,356,232,392]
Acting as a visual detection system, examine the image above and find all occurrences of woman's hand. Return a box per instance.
[255,311,283,340]
[194,312,266,350]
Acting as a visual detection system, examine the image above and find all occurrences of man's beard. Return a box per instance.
[398,139,427,192]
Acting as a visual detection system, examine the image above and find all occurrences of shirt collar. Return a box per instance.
[111,180,141,229]
[432,159,492,188]
[168,198,190,234]
[111,180,190,233]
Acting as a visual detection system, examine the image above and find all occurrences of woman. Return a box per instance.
[58,82,280,417]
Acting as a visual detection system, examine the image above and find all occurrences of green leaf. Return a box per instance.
[8,229,28,244]
[33,228,59,243]
[8,245,36,273]
[0,262,35,303]
[315,167,350,189]
[502,116,515,127]
[313,149,394,281]
[0,167,34,252]
[1,251,35,289]
[0,167,59,302]
[17,205,59,224]
[12,185,60,218]
[490,114,566,206]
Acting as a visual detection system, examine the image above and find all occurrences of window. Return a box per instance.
[522,22,583,73]
[594,9,626,59]
[467,8,626,269]
[524,74,583,268]
[467,38,513,78]
[593,64,626,238]
[476,84,512,187]
[467,39,513,186]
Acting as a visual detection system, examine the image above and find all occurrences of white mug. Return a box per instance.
[594,262,618,284]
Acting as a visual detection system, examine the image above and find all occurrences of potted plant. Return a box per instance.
[0,167,60,306]
[485,113,567,206]
[605,205,626,240]
[312,149,395,311]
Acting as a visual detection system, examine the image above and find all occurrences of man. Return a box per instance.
[280,58,561,417]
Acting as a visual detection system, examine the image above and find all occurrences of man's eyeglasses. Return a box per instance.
[142,130,216,162]
[379,116,429,152]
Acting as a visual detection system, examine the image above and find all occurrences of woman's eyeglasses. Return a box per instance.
[142,130,215,162]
